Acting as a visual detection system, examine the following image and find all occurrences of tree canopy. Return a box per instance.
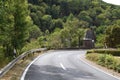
[1,0,120,59]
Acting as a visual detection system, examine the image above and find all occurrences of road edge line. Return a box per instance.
[20,54,41,80]
[20,50,54,80]
[79,56,120,80]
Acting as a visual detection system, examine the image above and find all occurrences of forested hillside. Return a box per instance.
[28,0,120,48]
[0,0,120,67]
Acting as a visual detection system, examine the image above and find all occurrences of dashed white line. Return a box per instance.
[60,63,66,70]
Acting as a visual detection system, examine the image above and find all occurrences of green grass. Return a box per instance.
[86,53,120,73]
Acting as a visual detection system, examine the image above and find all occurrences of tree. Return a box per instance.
[46,5,60,19]
[12,0,30,54]
[48,28,62,49]
[29,25,42,40]
[50,19,63,32]
[105,25,120,48]
[0,0,14,57]
[76,29,85,47]
[41,15,52,32]
[78,11,92,23]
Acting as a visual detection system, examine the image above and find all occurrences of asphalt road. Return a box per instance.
[21,50,120,80]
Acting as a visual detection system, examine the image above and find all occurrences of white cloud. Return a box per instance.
[102,0,120,5]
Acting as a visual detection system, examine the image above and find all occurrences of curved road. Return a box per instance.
[21,50,120,80]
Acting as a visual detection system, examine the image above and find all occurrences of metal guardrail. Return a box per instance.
[0,48,47,78]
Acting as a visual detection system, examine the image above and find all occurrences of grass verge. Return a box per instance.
[86,53,120,73]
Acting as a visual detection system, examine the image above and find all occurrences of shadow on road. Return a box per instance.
[25,64,97,80]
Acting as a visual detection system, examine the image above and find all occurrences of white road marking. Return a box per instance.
[58,55,61,58]
[20,55,41,80]
[20,51,51,80]
[60,63,66,70]
[79,55,120,80]
[0,70,2,74]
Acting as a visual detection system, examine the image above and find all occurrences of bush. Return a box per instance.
[87,50,94,54]
[104,55,115,69]
[114,59,120,73]
[22,40,41,53]
[97,54,106,66]
[86,53,99,62]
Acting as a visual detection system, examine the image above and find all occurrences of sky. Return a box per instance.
[102,0,120,5]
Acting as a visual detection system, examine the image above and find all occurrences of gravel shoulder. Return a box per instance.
[84,56,120,78]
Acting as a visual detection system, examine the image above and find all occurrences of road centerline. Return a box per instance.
[60,63,67,70]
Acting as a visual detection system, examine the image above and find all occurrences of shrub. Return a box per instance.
[104,55,115,69]
[86,53,99,62]
[87,50,94,54]
[97,54,106,66]
[114,59,120,73]
[22,40,41,53]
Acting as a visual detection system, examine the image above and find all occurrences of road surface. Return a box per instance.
[21,50,120,80]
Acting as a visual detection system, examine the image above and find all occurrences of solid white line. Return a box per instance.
[20,55,42,80]
[60,63,66,70]
[20,51,52,80]
[79,55,120,80]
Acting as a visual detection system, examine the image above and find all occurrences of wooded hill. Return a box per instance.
[28,0,120,48]
[0,0,120,65]
[28,0,120,31]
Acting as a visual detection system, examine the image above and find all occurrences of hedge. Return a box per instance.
[87,49,120,56]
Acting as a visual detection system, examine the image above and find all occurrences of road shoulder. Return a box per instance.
[0,52,43,80]
[81,55,120,79]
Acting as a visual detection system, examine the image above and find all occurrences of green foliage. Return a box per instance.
[28,0,120,49]
[50,19,63,32]
[86,53,99,62]
[22,40,41,52]
[41,15,52,32]
[96,34,105,48]
[29,25,42,39]
[0,47,13,69]
[105,25,120,48]
[0,0,31,58]
[105,54,115,69]
[0,0,14,57]
[28,0,120,32]
[12,0,30,53]
[47,28,62,49]
[86,53,120,73]
[97,54,106,66]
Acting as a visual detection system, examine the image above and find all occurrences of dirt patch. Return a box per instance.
[0,52,43,80]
